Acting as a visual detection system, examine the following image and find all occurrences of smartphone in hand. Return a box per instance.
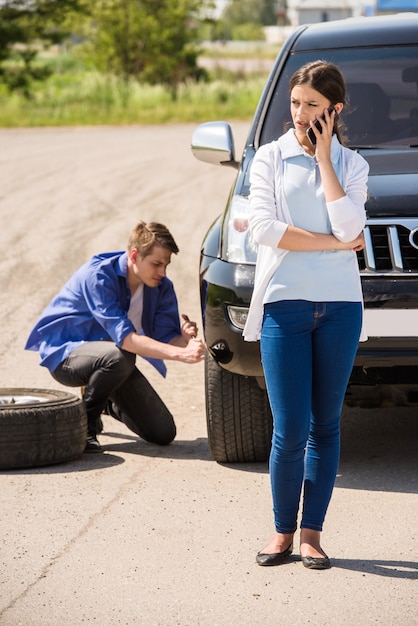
[306,105,337,145]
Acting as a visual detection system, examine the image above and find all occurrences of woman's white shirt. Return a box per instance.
[243,129,369,342]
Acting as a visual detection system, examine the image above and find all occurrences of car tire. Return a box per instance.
[205,355,272,463]
[0,388,87,470]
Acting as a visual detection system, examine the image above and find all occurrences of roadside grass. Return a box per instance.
[0,67,269,127]
[200,41,279,60]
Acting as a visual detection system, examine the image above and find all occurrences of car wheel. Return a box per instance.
[0,388,87,470]
[205,354,272,463]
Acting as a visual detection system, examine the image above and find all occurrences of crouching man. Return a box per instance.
[25,221,205,452]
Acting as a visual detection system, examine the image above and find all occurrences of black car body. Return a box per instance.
[192,13,418,463]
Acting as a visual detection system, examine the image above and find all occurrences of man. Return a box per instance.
[25,221,205,452]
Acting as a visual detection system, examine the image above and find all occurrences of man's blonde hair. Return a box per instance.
[128,221,179,258]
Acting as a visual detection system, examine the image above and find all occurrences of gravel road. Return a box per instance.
[0,125,416,625]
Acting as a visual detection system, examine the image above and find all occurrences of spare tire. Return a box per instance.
[0,388,87,470]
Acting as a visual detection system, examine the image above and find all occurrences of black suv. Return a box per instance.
[192,13,418,463]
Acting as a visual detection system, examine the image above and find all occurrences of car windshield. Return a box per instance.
[258,45,418,149]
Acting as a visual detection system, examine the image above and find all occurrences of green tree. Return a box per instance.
[222,0,277,27]
[0,0,87,97]
[86,0,211,96]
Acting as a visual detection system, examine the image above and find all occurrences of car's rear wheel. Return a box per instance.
[0,388,87,470]
[205,354,272,463]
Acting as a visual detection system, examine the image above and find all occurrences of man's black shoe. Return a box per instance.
[84,435,102,453]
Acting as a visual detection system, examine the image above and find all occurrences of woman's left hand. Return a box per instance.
[350,233,365,252]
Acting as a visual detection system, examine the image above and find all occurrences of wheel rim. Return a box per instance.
[0,394,45,406]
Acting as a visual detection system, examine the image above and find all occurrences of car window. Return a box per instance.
[258,45,418,149]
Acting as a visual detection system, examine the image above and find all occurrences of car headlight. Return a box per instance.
[223,195,258,263]
[227,305,249,330]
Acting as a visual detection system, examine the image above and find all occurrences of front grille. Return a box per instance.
[357,218,418,275]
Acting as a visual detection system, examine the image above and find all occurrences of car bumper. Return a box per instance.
[200,256,264,377]
[201,256,418,383]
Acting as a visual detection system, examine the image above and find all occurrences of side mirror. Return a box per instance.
[191,121,239,169]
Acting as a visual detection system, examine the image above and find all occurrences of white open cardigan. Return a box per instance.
[243,130,370,342]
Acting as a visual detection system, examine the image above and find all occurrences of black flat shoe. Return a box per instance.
[256,542,293,566]
[301,554,330,570]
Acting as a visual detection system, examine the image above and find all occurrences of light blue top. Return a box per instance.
[264,131,362,304]
[244,129,369,341]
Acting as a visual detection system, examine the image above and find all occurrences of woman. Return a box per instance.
[243,61,369,569]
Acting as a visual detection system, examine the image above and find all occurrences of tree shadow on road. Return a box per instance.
[4,407,416,483]
[0,434,212,475]
[215,407,417,495]
[101,432,212,461]
[338,406,417,494]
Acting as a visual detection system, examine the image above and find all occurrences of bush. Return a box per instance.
[0,68,268,126]
[231,23,265,42]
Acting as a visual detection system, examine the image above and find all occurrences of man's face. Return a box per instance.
[130,244,172,288]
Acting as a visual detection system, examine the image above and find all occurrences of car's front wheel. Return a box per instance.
[205,354,272,463]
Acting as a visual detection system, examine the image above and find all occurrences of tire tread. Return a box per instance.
[205,356,272,463]
[0,388,87,470]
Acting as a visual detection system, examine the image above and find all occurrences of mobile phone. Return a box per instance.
[306,105,337,145]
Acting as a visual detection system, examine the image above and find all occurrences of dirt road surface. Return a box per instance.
[0,125,416,625]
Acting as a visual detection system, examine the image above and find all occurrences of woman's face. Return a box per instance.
[290,84,331,145]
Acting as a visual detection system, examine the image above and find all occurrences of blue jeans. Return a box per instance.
[260,300,362,534]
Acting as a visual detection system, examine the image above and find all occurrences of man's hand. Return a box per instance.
[181,314,198,340]
[178,337,206,363]
[123,331,206,363]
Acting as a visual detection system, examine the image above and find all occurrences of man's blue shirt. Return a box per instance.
[25,251,181,377]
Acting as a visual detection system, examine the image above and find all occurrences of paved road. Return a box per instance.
[0,125,417,625]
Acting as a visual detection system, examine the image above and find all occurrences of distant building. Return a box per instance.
[285,0,369,26]
[264,0,375,43]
